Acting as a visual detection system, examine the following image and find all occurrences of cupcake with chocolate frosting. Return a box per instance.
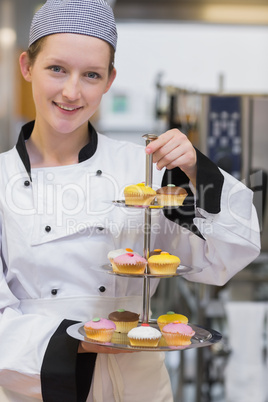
[108,309,140,333]
[156,184,187,206]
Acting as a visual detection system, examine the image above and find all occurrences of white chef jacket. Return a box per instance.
[0,121,260,402]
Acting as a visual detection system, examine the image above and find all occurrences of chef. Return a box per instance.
[0,1,260,401]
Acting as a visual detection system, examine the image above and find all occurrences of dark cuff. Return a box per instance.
[161,148,224,237]
[41,320,97,402]
[195,148,224,213]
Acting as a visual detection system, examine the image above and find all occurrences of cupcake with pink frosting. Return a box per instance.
[161,322,195,346]
[84,318,116,343]
[107,248,140,272]
[113,252,147,274]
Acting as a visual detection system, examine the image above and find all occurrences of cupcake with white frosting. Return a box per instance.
[127,324,161,347]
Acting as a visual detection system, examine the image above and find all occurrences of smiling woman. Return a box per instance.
[19,33,116,167]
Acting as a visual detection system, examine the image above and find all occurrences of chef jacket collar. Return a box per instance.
[16,120,98,180]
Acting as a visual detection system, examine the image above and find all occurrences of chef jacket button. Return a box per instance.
[96,227,104,233]
[24,180,30,187]
[96,170,102,176]
[45,226,51,233]
[99,286,106,293]
[51,289,58,295]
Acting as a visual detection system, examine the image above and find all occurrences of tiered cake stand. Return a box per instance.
[67,134,222,351]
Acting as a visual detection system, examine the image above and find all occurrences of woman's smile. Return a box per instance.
[52,101,83,113]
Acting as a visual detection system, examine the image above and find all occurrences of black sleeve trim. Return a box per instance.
[195,148,224,213]
[161,148,224,237]
[41,319,97,402]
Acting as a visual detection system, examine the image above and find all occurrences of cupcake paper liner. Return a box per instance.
[156,194,186,206]
[84,328,115,343]
[128,337,160,347]
[113,320,139,334]
[148,263,179,275]
[113,262,146,274]
[124,194,156,206]
[162,332,193,346]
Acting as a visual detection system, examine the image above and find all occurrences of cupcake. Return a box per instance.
[162,322,195,346]
[113,252,147,274]
[149,248,162,257]
[124,183,156,206]
[108,309,140,333]
[84,318,116,343]
[107,248,135,272]
[156,184,188,206]
[148,252,180,275]
[127,324,162,347]
[157,311,188,331]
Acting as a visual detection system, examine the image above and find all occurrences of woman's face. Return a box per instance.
[20,33,116,136]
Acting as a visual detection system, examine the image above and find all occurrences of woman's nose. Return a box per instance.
[62,75,81,101]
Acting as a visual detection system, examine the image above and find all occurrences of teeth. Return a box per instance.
[57,103,78,111]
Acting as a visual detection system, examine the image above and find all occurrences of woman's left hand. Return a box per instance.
[145,128,197,186]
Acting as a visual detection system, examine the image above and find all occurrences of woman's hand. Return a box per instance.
[145,129,197,186]
[78,341,135,354]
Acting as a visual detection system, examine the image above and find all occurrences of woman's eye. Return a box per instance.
[50,66,63,73]
[86,72,99,79]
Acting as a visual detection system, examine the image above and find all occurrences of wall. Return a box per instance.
[99,22,268,134]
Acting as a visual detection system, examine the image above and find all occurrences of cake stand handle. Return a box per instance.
[141,134,158,323]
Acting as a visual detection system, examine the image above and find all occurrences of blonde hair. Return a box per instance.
[27,36,115,75]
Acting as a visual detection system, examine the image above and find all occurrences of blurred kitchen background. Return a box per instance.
[0,0,268,401]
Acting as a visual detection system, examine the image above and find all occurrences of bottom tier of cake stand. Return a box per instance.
[67,321,222,352]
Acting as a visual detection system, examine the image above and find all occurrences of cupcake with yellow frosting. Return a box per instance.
[157,311,188,331]
[124,183,156,206]
[148,251,180,275]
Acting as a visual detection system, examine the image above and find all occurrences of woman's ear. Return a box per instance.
[104,67,117,94]
[19,52,32,82]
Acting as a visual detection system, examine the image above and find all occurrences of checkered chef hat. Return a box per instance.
[28,0,117,50]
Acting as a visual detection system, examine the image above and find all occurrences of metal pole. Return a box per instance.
[141,134,158,323]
